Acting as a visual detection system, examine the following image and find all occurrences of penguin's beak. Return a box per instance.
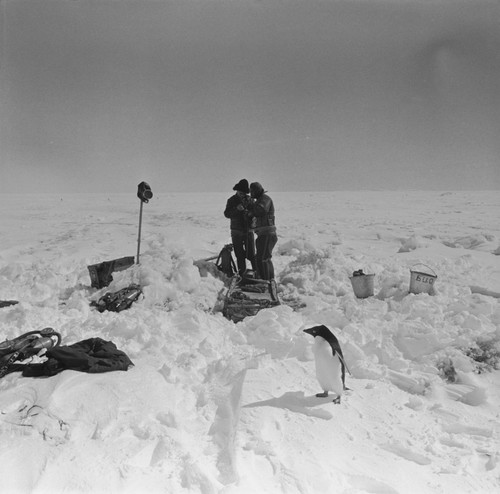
[303,328,314,336]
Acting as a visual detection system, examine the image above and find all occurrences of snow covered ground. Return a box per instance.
[0,190,499,494]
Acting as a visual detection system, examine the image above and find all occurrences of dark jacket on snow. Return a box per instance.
[22,338,133,377]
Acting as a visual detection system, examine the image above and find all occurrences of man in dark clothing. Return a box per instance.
[224,179,256,276]
[248,182,277,280]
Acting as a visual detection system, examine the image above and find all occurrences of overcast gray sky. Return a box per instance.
[1,0,499,193]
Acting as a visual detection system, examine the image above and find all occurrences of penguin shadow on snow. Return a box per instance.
[243,391,337,420]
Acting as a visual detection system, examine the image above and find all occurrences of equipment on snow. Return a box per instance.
[91,284,142,313]
[222,274,280,322]
[193,244,238,280]
[215,244,238,278]
[0,328,62,378]
[88,256,135,289]
[349,269,375,299]
[409,263,437,295]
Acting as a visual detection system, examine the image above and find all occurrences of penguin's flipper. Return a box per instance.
[337,352,352,376]
[316,391,329,398]
[329,340,343,358]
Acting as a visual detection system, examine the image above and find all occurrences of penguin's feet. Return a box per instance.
[332,396,341,404]
[316,392,329,398]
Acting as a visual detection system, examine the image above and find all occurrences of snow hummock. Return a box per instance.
[0,190,499,493]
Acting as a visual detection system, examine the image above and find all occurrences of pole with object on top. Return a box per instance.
[136,182,153,264]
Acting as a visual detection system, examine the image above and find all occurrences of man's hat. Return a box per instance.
[250,182,264,198]
[233,179,249,193]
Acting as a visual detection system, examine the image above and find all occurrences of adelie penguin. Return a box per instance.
[303,325,349,404]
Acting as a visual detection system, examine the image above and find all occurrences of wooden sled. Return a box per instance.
[222,275,281,323]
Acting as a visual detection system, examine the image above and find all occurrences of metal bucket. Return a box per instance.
[350,274,375,299]
[409,264,437,295]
